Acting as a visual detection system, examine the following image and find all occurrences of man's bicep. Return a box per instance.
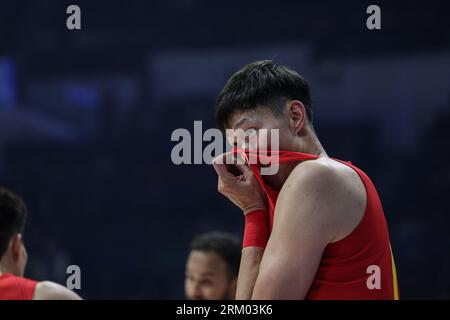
[251,211,328,299]
[251,164,342,299]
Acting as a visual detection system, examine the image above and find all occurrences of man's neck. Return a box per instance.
[263,132,328,190]
[294,130,328,158]
[0,264,14,277]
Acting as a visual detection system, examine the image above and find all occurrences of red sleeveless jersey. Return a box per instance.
[0,273,37,300]
[238,149,400,300]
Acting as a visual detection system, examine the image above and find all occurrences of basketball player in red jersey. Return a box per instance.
[212,60,399,300]
[0,187,81,300]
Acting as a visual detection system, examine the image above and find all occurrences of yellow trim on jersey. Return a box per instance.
[390,244,399,300]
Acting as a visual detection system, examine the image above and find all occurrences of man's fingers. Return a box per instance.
[236,151,248,164]
[234,152,253,176]
[212,160,231,178]
[212,153,234,180]
[213,152,240,173]
[213,151,254,183]
[235,162,252,175]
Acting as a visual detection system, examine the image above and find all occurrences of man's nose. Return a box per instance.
[193,283,204,298]
[188,282,204,300]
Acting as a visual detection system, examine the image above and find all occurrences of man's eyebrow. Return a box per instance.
[233,117,249,130]
[185,270,215,276]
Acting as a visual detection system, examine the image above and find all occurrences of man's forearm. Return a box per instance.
[237,209,269,299]
[236,246,264,299]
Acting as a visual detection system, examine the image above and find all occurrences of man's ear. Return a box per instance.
[287,100,307,135]
[10,234,22,260]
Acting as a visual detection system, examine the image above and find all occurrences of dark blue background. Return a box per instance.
[0,0,449,299]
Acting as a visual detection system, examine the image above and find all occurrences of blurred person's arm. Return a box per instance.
[33,281,82,300]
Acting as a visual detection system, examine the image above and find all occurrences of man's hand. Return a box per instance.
[213,152,268,300]
[212,152,266,215]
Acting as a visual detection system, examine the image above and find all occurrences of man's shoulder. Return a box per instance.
[33,281,82,300]
[282,157,367,242]
[290,157,364,191]
[287,157,347,187]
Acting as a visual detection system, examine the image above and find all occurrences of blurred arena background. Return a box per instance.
[0,0,449,298]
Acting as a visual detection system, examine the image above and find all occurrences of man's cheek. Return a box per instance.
[254,131,268,150]
[248,135,261,150]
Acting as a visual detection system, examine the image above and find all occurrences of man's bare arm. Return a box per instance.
[236,246,264,299]
[251,161,363,299]
[212,153,268,300]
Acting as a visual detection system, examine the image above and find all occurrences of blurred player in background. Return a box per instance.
[0,186,82,300]
[185,231,241,300]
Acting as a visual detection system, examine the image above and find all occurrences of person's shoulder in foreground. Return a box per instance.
[0,186,82,300]
[33,280,82,300]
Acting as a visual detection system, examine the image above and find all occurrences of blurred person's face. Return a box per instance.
[185,250,237,300]
[0,234,28,277]
[226,101,310,189]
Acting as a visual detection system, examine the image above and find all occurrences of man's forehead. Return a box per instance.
[227,111,252,129]
[186,252,229,276]
[188,250,226,266]
[227,106,275,129]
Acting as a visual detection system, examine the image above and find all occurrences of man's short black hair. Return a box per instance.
[190,231,241,279]
[215,60,313,132]
[0,187,27,257]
